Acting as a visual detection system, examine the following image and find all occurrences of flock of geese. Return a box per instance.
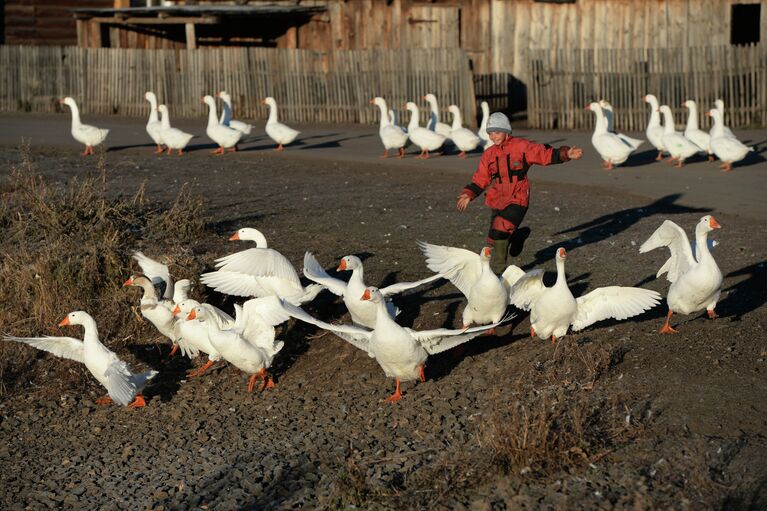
[4,213,723,406]
[587,95,754,171]
[57,92,753,171]
[57,91,489,159]
[58,92,299,156]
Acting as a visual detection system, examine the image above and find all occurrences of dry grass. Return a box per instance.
[324,341,643,509]
[0,143,206,396]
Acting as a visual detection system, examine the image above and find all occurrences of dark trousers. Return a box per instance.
[488,203,528,244]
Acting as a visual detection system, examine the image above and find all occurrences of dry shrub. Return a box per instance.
[0,143,206,396]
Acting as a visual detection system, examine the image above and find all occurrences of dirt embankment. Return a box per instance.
[1,146,766,510]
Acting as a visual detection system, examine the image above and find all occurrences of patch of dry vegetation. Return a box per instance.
[0,143,207,396]
[324,341,644,509]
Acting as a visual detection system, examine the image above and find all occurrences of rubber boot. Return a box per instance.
[490,238,509,275]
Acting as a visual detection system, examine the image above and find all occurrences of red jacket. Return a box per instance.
[463,137,570,210]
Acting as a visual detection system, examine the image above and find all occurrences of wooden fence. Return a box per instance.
[0,45,477,127]
[528,45,767,131]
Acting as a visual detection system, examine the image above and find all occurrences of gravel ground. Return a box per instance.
[1,145,766,510]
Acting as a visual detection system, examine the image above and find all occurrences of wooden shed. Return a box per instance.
[66,0,766,115]
[3,0,766,123]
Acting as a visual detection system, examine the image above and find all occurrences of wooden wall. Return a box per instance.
[3,0,112,46]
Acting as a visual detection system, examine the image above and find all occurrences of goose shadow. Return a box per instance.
[527,194,712,270]
[732,148,767,168]
[298,133,375,150]
[239,132,344,152]
[375,271,450,328]
[719,261,767,320]
[127,342,192,402]
[619,148,665,167]
[107,142,164,152]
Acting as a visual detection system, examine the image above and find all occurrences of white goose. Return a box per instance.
[217,91,254,136]
[477,101,492,150]
[202,94,242,155]
[282,287,507,402]
[158,104,194,156]
[682,100,713,161]
[418,242,511,329]
[59,97,109,156]
[303,253,443,329]
[405,102,446,159]
[707,109,753,172]
[422,93,453,138]
[712,99,735,139]
[172,299,235,377]
[599,100,644,149]
[123,274,177,349]
[144,91,164,154]
[505,247,662,343]
[658,105,703,167]
[643,94,666,161]
[585,102,635,170]
[200,227,323,306]
[448,105,481,158]
[640,216,723,333]
[186,296,290,392]
[262,97,300,151]
[371,97,408,158]
[4,311,157,407]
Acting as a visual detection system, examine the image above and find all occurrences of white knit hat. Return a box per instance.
[487,112,512,134]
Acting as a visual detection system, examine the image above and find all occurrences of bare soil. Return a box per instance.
[1,145,766,510]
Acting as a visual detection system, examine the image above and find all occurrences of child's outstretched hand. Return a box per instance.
[568,147,584,160]
[456,194,471,212]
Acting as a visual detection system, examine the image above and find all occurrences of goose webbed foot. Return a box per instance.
[186,359,214,378]
[707,309,719,319]
[96,396,113,405]
[384,379,402,403]
[128,395,147,408]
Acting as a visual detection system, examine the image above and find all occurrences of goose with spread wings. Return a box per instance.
[505,247,661,343]
[3,311,157,407]
[639,215,723,333]
[303,252,442,329]
[200,227,323,305]
[282,287,511,402]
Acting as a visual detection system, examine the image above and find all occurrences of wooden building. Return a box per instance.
[4,0,766,117]
[1,0,113,45]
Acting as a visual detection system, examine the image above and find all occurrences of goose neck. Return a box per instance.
[661,109,675,134]
[592,108,607,134]
[376,102,390,129]
[710,113,725,138]
[451,110,462,130]
[685,103,699,131]
[694,227,713,263]
[267,102,278,124]
[554,258,567,286]
[68,103,82,128]
[647,100,660,127]
[206,101,219,129]
[81,317,100,345]
[407,107,420,131]
[160,109,170,129]
[147,96,159,123]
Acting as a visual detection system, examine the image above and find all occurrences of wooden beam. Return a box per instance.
[185,23,197,49]
[87,16,220,25]
[285,26,298,48]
